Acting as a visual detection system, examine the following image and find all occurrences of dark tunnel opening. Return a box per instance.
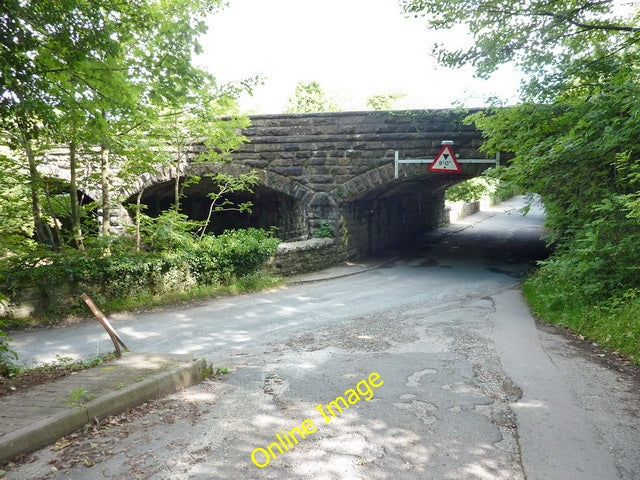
[341,174,467,258]
[126,177,308,241]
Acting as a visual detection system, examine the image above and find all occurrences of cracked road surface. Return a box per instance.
[9,197,640,480]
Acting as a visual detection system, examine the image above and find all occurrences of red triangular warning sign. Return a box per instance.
[429,145,462,173]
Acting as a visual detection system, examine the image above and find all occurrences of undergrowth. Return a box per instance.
[103,270,282,314]
[523,272,640,363]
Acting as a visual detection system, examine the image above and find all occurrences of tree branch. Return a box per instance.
[482,5,640,33]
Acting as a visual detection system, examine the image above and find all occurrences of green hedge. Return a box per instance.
[1,228,279,319]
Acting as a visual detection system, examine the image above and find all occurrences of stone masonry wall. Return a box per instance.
[342,189,447,258]
[267,238,344,276]
[39,110,491,247]
[234,109,486,196]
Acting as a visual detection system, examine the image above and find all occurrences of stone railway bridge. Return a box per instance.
[44,109,497,259]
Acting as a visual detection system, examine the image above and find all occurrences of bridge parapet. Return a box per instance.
[232,109,489,195]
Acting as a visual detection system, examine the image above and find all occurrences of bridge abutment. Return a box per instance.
[340,188,446,258]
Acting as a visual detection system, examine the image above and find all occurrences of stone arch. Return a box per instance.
[331,163,479,202]
[332,165,475,258]
[123,162,317,240]
[123,162,315,203]
[330,163,398,201]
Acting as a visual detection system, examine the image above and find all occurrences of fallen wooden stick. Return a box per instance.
[81,293,128,356]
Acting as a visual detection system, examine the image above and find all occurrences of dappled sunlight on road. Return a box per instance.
[512,399,548,409]
[119,326,161,340]
[296,362,319,370]
[463,457,516,480]
[170,329,253,355]
[181,390,217,402]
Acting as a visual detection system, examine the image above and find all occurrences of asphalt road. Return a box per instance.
[8,197,640,480]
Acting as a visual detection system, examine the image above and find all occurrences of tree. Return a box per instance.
[0,154,38,257]
[140,89,256,242]
[0,0,238,253]
[366,93,406,110]
[401,0,639,97]
[402,0,640,302]
[0,0,147,247]
[285,81,339,113]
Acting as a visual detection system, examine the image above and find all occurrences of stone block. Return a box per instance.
[308,175,334,184]
[273,166,304,176]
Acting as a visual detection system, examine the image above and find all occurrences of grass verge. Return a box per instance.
[97,270,283,315]
[522,275,640,363]
[3,270,282,327]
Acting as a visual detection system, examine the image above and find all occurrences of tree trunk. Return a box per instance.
[135,188,144,252]
[21,131,49,246]
[174,144,182,212]
[100,142,111,237]
[69,140,84,250]
[43,181,63,252]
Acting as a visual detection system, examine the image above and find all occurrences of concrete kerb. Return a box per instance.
[285,260,390,285]
[0,355,209,464]
[1,408,90,466]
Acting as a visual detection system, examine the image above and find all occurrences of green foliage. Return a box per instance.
[194,228,280,280]
[313,221,334,238]
[0,325,19,377]
[226,270,282,294]
[137,210,201,252]
[1,291,19,376]
[285,81,339,113]
[1,228,279,320]
[406,0,640,358]
[524,276,640,363]
[0,156,38,257]
[466,73,640,300]
[445,177,494,203]
[366,93,406,111]
[196,172,259,239]
[65,387,95,408]
[0,0,252,254]
[400,0,638,95]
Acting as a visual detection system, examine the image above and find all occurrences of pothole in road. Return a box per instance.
[262,372,288,409]
[282,312,417,353]
[449,327,523,403]
[405,368,438,387]
[393,400,438,425]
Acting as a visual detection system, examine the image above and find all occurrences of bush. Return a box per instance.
[524,274,640,362]
[0,332,19,376]
[0,310,19,376]
[313,222,334,238]
[445,176,499,203]
[202,228,279,277]
[0,228,279,320]
[522,192,640,362]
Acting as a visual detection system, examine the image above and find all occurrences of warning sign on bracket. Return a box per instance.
[429,145,462,173]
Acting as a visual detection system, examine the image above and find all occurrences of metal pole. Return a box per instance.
[394,150,399,179]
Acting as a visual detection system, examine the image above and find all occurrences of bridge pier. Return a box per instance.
[339,187,446,258]
[307,193,340,234]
